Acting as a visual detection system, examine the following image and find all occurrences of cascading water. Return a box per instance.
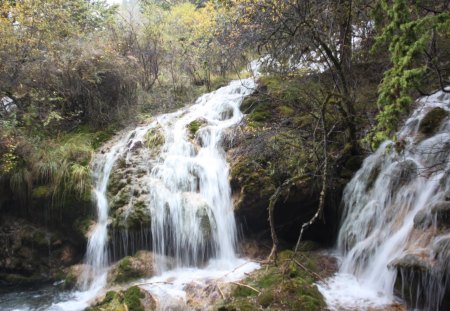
[50,62,262,310]
[318,89,450,310]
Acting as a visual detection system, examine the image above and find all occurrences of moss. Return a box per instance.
[63,273,77,290]
[109,256,145,284]
[144,127,165,149]
[257,290,274,307]
[123,286,145,311]
[74,216,94,237]
[277,105,295,117]
[31,185,51,199]
[248,110,271,122]
[86,290,126,311]
[187,119,206,137]
[366,162,381,191]
[418,107,448,135]
[217,250,326,311]
[293,114,314,129]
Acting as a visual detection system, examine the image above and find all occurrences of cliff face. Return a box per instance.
[226,80,362,246]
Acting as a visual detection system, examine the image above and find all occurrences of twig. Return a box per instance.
[216,284,225,299]
[293,259,324,282]
[231,282,260,294]
[134,281,174,286]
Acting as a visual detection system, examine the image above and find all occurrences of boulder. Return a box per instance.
[107,251,155,284]
[418,107,448,135]
[431,201,450,227]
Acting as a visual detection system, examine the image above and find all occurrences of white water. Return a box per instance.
[318,90,450,310]
[48,62,262,310]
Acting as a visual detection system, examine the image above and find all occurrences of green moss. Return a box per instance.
[31,185,51,199]
[86,290,126,311]
[63,273,77,290]
[74,216,94,237]
[187,119,205,137]
[419,107,448,135]
[110,256,145,284]
[144,127,165,149]
[217,250,326,311]
[257,290,274,307]
[277,105,295,116]
[248,110,271,122]
[123,286,145,311]
[232,284,258,298]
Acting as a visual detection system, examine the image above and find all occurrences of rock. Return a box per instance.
[107,251,155,284]
[144,126,165,150]
[413,210,431,229]
[418,107,448,135]
[187,119,207,138]
[390,254,431,272]
[445,190,450,201]
[0,216,81,285]
[389,160,418,193]
[431,201,450,227]
[87,286,156,311]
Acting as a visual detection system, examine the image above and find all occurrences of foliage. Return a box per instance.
[368,0,450,148]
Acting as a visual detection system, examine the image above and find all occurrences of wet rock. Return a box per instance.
[0,216,81,285]
[187,119,207,138]
[413,210,431,229]
[389,160,418,193]
[431,201,450,227]
[87,286,156,311]
[390,254,431,272]
[445,190,450,201]
[418,107,448,135]
[144,126,165,150]
[107,251,155,284]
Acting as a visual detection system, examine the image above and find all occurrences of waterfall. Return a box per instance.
[318,89,450,310]
[51,63,261,310]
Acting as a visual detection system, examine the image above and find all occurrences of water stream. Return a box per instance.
[40,63,261,310]
[318,89,450,310]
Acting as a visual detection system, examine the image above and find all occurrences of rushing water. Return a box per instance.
[0,63,262,311]
[318,89,450,310]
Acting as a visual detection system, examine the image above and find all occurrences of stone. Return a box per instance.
[431,201,450,227]
[413,210,431,229]
[107,251,156,284]
[418,107,448,135]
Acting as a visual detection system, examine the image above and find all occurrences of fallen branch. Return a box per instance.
[134,280,174,286]
[230,282,260,294]
[293,259,324,282]
[216,284,225,299]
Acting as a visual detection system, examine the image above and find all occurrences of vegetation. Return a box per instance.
[0,0,449,308]
[217,250,331,311]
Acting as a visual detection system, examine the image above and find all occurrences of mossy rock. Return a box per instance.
[124,286,145,311]
[218,251,326,311]
[418,107,448,135]
[107,251,155,284]
[87,287,149,311]
[187,119,207,138]
[74,216,95,238]
[110,199,151,231]
[365,162,382,191]
[144,127,165,150]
